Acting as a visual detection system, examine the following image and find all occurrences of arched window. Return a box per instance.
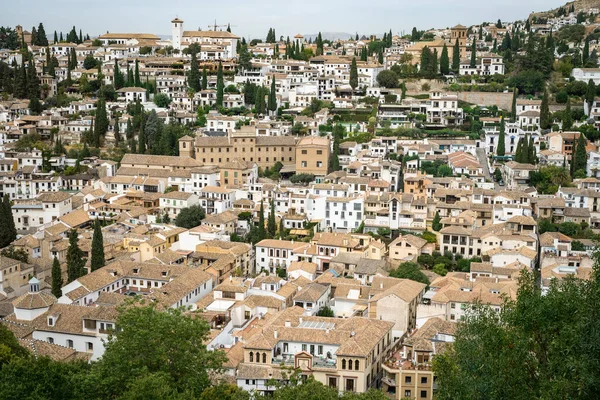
[355,360,360,370]
[348,359,353,370]
[262,353,267,363]
[342,359,346,369]
[249,352,253,362]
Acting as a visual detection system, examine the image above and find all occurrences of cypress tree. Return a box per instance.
[51,257,62,298]
[492,38,497,53]
[53,31,58,44]
[470,39,477,68]
[258,200,266,241]
[431,49,439,75]
[268,76,277,113]
[114,116,120,144]
[66,229,86,283]
[91,220,105,271]
[420,46,431,76]
[188,51,201,92]
[114,62,124,89]
[497,117,506,156]
[564,98,573,130]
[378,50,384,64]
[349,57,358,91]
[541,89,550,129]
[583,37,590,66]
[216,62,224,107]
[14,62,27,99]
[527,134,536,164]
[511,88,517,122]
[0,197,10,248]
[79,29,83,44]
[70,48,77,70]
[515,138,523,163]
[452,39,460,72]
[126,63,133,87]
[31,27,38,46]
[59,32,63,42]
[574,133,587,174]
[432,211,442,231]
[138,113,146,154]
[586,79,596,112]
[267,199,276,238]
[134,59,140,87]
[37,23,48,46]
[4,195,16,243]
[27,58,40,99]
[440,44,450,75]
[522,134,530,163]
[201,66,208,90]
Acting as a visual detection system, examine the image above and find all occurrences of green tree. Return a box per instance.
[216,62,224,107]
[90,220,105,272]
[173,205,206,229]
[574,133,587,175]
[563,97,573,130]
[469,38,477,68]
[497,116,506,156]
[586,79,596,111]
[452,38,460,72]
[188,51,201,92]
[66,229,86,283]
[201,66,208,90]
[113,61,125,89]
[376,70,398,88]
[134,59,140,87]
[268,76,277,113]
[349,57,358,91]
[258,200,267,241]
[432,210,442,231]
[154,92,171,108]
[494,167,502,182]
[433,265,600,400]
[389,262,429,285]
[540,88,551,129]
[87,300,226,399]
[440,43,450,75]
[51,256,62,298]
[1,195,16,246]
[316,306,335,317]
[511,88,517,122]
[267,199,276,238]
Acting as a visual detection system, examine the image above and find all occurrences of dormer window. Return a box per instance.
[133,268,139,274]
[48,317,54,326]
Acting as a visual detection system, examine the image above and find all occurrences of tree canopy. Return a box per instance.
[174,205,206,229]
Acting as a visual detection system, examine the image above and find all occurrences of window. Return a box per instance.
[67,339,74,348]
[355,360,359,370]
[421,390,428,398]
[421,376,428,384]
[342,359,346,369]
[47,337,54,344]
[318,345,323,355]
[302,150,307,154]
[87,342,94,351]
[404,390,412,398]
[302,344,307,352]
[345,378,355,392]
[328,377,338,388]
[250,352,253,362]
[262,353,267,363]
[405,376,412,384]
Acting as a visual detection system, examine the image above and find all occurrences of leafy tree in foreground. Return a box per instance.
[433,265,600,400]
[83,300,227,399]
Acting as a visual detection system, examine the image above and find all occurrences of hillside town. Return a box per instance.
[1,1,600,399]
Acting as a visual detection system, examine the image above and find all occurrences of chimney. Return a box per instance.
[380,283,384,289]
[285,320,291,327]
[274,330,278,338]
[299,317,303,323]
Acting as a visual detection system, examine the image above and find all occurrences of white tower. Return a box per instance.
[171,17,184,51]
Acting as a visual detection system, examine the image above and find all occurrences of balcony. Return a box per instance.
[273,354,337,369]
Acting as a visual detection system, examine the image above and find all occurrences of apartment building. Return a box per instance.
[237,306,394,395]
[295,136,331,177]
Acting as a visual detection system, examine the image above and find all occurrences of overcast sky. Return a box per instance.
[2,0,566,40]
